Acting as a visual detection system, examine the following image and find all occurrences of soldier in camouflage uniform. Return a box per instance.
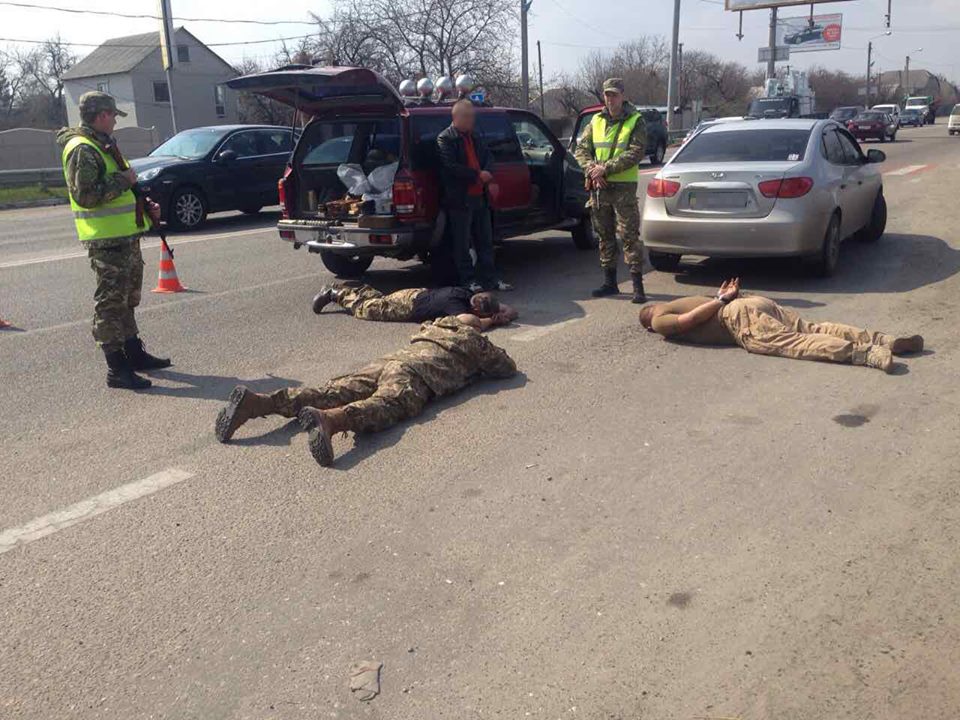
[311,283,518,329]
[57,91,170,390]
[574,78,647,303]
[214,316,517,466]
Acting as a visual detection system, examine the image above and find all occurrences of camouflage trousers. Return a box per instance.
[720,296,894,364]
[88,237,144,351]
[267,358,435,433]
[590,182,643,272]
[337,285,422,322]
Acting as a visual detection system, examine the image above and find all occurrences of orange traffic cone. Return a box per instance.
[0,315,11,329]
[151,237,187,293]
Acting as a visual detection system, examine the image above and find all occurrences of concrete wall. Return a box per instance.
[0,126,159,171]
[131,30,239,142]
[65,74,138,129]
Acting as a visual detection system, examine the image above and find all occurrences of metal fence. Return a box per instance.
[0,168,65,189]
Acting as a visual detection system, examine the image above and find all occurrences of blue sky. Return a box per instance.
[3,0,957,85]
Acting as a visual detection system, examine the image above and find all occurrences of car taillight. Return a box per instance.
[646,178,681,198]
[392,169,418,216]
[758,176,813,199]
[278,165,293,219]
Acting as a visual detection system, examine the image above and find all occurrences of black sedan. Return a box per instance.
[131,125,297,230]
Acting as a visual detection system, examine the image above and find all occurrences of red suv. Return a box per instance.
[227,66,593,278]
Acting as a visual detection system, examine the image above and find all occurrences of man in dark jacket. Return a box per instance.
[436,100,512,292]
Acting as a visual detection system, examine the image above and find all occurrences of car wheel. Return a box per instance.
[808,213,841,277]
[859,191,887,243]
[240,206,262,215]
[320,250,374,279]
[650,142,666,166]
[168,187,207,230]
[649,251,682,272]
[571,213,597,250]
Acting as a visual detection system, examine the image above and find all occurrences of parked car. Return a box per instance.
[569,105,669,165]
[131,125,297,230]
[900,107,925,127]
[950,104,960,136]
[871,103,901,127]
[226,66,592,278]
[848,111,898,142]
[642,119,887,277]
[829,106,864,123]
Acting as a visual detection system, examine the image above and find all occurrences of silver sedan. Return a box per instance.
[642,119,888,276]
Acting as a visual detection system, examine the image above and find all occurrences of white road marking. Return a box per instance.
[509,316,583,342]
[884,164,928,177]
[0,468,194,556]
[0,227,269,269]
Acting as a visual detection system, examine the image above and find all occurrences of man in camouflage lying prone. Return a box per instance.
[215,315,518,466]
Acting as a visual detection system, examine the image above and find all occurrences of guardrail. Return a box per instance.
[0,168,65,189]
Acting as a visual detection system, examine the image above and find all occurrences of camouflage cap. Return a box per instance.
[79,91,127,118]
[602,78,625,94]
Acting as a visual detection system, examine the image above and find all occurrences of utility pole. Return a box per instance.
[537,40,545,118]
[766,6,778,80]
[157,0,178,135]
[665,0,681,131]
[866,41,874,108]
[520,0,532,109]
[885,0,892,28]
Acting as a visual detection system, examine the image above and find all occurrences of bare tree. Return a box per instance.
[679,50,753,117]
[233,57,295,126]
[14,35,75,126]
[578,37,669,105]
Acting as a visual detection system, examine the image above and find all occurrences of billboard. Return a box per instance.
[777,13,843,52]
[726,0,853,10]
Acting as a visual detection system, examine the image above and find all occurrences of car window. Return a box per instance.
[821,129,846,165]
[510,116,557,167]
[673,128,810,163]
[299,119,400,167]
[151,127,229,159]
[476,114,523,162]
[835,130,864,165]
[257,129,293,155]
[410,114,451,170]
[220,131,259,158]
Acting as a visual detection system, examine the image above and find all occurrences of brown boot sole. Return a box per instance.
[298,408,335,467]
[891,335,924,356]
[215,385,249,443]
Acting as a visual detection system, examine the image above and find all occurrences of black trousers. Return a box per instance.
[446,195,496,289]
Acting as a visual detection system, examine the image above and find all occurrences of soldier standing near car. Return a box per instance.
[57,91,170,390]
[574,78,647,303]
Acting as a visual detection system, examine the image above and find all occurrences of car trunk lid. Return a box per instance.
[660,161,802,219]
[225,65,404,117]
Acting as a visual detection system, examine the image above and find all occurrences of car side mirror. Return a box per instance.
[866,149,886,164]
[216,149,238,163]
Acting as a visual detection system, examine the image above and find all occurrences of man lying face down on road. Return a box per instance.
[215,315,518,466]
[639,278,924,373]
[312,283,518,331]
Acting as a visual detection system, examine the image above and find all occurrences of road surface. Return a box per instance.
[1,124,959,719]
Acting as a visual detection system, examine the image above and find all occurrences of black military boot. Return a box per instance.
[311,285,343,314]
[630,272,647,304]
[104,349,152,390]
[124,336,171,371]
[591,267,619,297]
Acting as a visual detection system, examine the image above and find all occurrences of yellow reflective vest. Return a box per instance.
[590,111,641,183]
[61,135,146,243]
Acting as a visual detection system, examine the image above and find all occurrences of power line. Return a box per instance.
[0,1,316,25]
[0,34,317,48]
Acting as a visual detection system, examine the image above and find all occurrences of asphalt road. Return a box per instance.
[2,124,959,720]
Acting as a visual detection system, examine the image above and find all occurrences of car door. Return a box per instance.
[209,129,265,211]
[820,127,859,238]
[475,113,531,230]
[507,111,564,228]
[253,128,296,207]
[836,128,878,230]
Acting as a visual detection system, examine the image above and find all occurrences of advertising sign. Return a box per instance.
[726,0,852,10]
[777,13,843,52]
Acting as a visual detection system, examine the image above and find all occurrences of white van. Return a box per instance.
[872,104,901,127]
[949,104,960,136]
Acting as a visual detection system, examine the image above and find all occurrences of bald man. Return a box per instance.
[436,99,512,293]
[639,279,924,373]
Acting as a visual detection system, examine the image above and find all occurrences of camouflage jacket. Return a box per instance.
[392,316,518,396]
[573,101,647,180]
[56,125,140,248]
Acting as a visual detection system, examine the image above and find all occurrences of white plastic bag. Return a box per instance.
[366,162,398,193]
[337,164,370,196]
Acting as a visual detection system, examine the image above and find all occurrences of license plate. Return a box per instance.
[689,191,748,209]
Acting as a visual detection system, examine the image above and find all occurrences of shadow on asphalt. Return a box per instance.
[162,209,281,237]
[145,369,300,401]
[671,234,960,295]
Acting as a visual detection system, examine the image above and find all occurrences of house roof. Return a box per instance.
[63,27,236,81]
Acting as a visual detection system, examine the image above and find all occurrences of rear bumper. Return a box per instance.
[642,200,830,257]
[849,129,887,140]
[277,218,428,254]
